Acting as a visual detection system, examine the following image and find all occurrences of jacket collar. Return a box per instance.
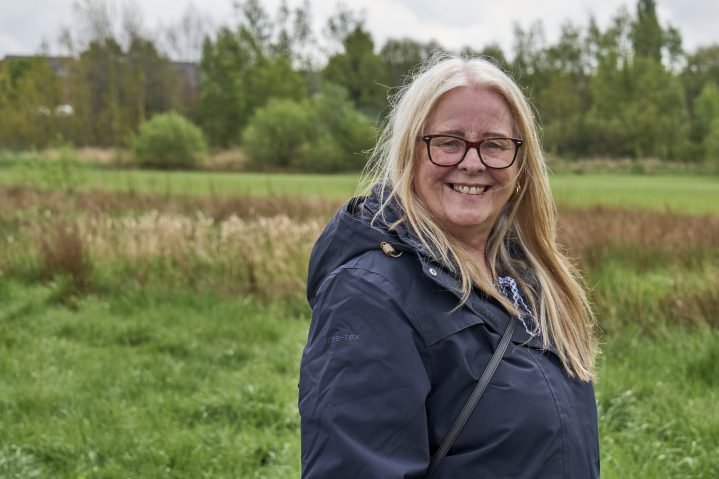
[364,184,547,350]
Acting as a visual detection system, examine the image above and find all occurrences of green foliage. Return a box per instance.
[0,280,307,478]
[381,38,446,88]
[631,0,663,62]
[682,45,719,109]
[0,57,64,149]
[703,119,719,172]
[624,57,689,159]
[3,144,88,193]
[304,84,375,171]
[242,85,374,172]
[241,98,315,170]
[67,38,179,147]
[693,83,719,145]
[323,25,387,116]
[7,0,719,168]
[198,2,309,147]
[131,112,207,169]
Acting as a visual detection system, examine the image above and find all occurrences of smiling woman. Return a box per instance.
[414,86,522,257]
[299,55,600,478]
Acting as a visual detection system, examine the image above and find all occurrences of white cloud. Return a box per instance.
[1,0,717,59]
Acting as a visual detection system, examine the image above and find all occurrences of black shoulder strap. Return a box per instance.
[423,317,516,478]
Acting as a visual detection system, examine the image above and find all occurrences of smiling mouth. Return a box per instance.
[449,183,491,195]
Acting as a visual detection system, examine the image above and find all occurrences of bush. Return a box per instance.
[132,112,207,169]
[704,118,719,173]
[309,84,375,171]
[241,85,375,172]
[242,98,315,170]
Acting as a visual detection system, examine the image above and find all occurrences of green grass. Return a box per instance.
[597,329,719,478]
[0,280,308,478]
[551,173,719,214]
[0,157,717,213]
[0,160,360,199]
[1,279,717,478]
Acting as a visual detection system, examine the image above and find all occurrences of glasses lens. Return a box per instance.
[480,138,516,168]
[428,136,466,165]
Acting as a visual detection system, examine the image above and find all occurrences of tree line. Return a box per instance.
[1,0,719,171]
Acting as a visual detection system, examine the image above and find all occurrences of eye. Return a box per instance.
[433,137,463,151]
[482,139,511,150]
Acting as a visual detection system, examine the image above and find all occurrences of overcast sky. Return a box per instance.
[2,0,718,61]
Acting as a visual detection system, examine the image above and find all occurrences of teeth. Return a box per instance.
[452,184,486,195]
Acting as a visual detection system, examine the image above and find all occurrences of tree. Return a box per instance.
[0,57,64,149]
[242,84,374,172]
[163,3,214,62]
[475,43,510,71]
[510,20,550,102]
[692,82,719,159]
[381,38,445,88]
[537,21,591,156]
[631,0,663,61]
[625,57,688,158]
[198,0,308,146]
[199,29,251,146]
[682,45,719,112]
[63,35,178,147]
[323,25,387,115]
[704,119,719,170]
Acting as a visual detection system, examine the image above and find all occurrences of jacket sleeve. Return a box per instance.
[299,266,432,479]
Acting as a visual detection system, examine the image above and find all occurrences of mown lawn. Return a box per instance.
[0,154,718,213]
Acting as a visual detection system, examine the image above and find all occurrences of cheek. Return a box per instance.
[414,162,447,204]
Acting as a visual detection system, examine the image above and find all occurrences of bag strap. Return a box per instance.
[423,316,516,478]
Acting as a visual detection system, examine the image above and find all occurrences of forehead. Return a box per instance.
[424,86,515,136]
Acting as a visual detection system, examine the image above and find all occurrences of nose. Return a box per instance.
[458,146,486,173]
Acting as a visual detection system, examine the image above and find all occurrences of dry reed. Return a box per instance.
[0,186,340,222]
[558,205,719,268]
[2,188,717,321]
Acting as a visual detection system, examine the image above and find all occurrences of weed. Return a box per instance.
[36,221,92,291]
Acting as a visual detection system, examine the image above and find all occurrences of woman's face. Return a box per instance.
[414,86,520,248]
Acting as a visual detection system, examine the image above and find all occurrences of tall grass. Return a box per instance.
[2,190,716,330]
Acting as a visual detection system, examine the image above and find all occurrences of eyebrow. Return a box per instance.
[433,129,511,138]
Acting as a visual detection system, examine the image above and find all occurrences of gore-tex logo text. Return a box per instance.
[325,334,360,344]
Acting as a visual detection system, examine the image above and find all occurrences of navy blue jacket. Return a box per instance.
[299,191,600,478]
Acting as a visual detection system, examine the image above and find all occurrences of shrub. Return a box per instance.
[241,98,315,170]
[703,118,719,173]
[132,112,207,169]
[37,221,92,290]
[241,85,375,172]
[310,84,375,171]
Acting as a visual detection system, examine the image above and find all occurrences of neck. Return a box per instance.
[463,238,494,282]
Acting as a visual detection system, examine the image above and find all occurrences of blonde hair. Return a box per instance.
[360,54,598,381]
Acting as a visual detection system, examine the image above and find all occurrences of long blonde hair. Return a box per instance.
[361,54,598,381]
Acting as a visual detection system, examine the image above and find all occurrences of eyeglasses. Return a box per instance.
[421,134,523,169]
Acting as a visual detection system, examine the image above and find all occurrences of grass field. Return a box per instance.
[0,282,307,478]
[0,153,717,213]
[0,157,718,477]
[1,280,717,478]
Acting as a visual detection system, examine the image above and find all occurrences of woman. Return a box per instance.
[299,55,599,478]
